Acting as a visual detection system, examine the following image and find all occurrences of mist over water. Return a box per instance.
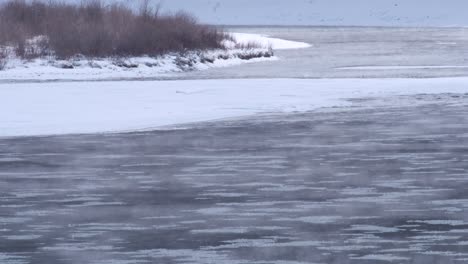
[2,94,468,263]
[1,0,468,262]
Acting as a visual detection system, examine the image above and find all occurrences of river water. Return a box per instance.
[177,26,468,80]
[2,27,468,264]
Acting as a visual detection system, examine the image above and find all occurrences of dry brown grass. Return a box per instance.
[0,0,228,59]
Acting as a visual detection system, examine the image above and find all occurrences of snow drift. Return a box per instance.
[1,77,468,137]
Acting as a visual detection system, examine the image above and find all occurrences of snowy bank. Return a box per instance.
[0,33,309,82]
[0,49,275,82]
[228,33,311,50]
[1,77,468,137]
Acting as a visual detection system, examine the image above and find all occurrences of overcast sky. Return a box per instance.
[155,0,467,26]
[2,0,467,26]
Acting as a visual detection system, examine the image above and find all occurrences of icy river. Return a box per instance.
[2,27,468,264]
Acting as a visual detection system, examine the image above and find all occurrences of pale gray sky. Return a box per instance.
[2,0,467,26]
[154,0,467,26]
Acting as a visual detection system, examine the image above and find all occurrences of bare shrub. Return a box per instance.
[235,41,263,50]
[0,0,228,59]
[0,48,8,70]
[237,49,274,60]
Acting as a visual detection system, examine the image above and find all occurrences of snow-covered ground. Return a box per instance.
[228,33,311,50]
[0,50,273,81]
[0,33,308,82]
[1,77,468,137]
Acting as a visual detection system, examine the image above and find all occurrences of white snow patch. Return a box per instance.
[1,77,468,137]
[229,33,311,50]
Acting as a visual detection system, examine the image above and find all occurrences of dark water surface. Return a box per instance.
[2,94,468,263]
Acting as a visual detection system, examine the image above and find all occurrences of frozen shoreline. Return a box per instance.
[0,33,309,82]
[1,77,468,138]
